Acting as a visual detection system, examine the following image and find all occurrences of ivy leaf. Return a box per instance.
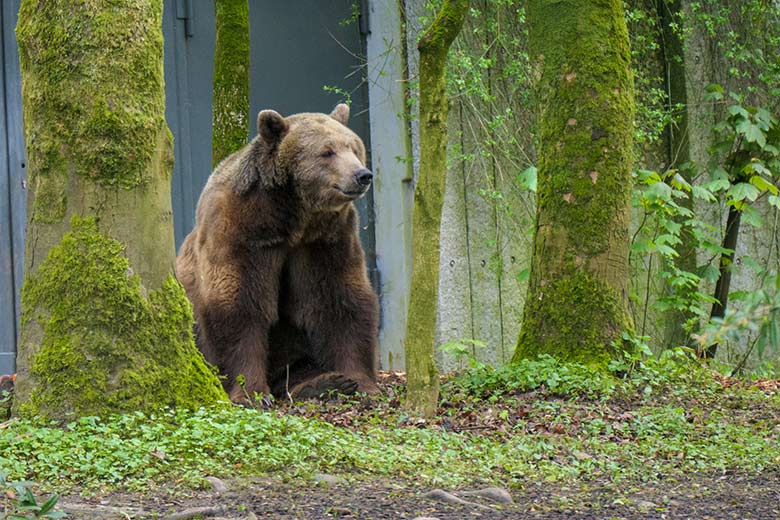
[769,195,780,209]
[727,182,760,203]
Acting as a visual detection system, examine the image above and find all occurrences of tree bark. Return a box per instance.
[660,0,699,349]
[512,0,635,367]
[13,0,226,420]
[212,0,250,166]
[404,0,468,417]
[705,203,742,359]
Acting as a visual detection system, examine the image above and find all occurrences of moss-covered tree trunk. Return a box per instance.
[404,0,468,417]
[13,0,227,420]
[512,0,635,367]
[212,0,250,166]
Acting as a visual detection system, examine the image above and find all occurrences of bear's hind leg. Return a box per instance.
[289,372,359,400]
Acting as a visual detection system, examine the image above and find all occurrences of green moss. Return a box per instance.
[212,0,250,166]
[530,0,634,256]
[513,267,628,368]
[16,217,228,420]
[16,0,167,192]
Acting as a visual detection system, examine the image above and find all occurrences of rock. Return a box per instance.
[313,473,345,487]
[423,489,492,510]
[459,486,513,503]
[163,505,227,520]
[205,476,228,494]
[412,517,441,520]
[635,499,659,511]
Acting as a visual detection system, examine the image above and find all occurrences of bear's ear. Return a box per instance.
[257,109,288,143]
[329,103,350,125]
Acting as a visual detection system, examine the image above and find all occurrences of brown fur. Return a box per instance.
[176,104,379,403]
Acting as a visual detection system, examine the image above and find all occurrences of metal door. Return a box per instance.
[0,0,25,375]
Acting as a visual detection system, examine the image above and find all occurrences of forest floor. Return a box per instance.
[3,359,780,519]
[57,469,780,519]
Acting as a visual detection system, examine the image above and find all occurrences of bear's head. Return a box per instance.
[239,104,372,211]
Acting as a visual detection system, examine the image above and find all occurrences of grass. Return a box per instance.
[1,352,778,500]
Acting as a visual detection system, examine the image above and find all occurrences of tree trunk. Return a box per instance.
[704,204,742,359]
[404,0,468,417]
[212,0,250,166]
[13,0,227,420]
[660,0,699,349]
[512,0,635,367]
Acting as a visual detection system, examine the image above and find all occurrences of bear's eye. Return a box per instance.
[321,149,335,158]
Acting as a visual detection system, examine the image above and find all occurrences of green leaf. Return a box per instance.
[727,182,760,202]
[517,165,537,192]
[727,104,749,118]
[704,83,724,101]
[741,205,764,228]
[643,181,673,203]
[517,268,530,284]
[741,255,764,274]
[749,174,778,195]
[692,185,717,201]
[663,219,682,235]
[656,244,678,257]
[639,169,662,184]
[656,233,682,246]
[670,173,692,192]
[736,119,767,147]
[755,107,777,129]
[630,240,654,254]
[39,494,59,515]
[769,195,780,209]
[701,264,721,283]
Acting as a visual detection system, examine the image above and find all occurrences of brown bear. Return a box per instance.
[176,104,380,403]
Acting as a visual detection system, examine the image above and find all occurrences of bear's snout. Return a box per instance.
[355,168,373,187]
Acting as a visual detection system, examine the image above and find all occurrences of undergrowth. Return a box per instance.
[0,355,778,498]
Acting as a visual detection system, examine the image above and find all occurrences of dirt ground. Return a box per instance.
[58,471,780,520]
